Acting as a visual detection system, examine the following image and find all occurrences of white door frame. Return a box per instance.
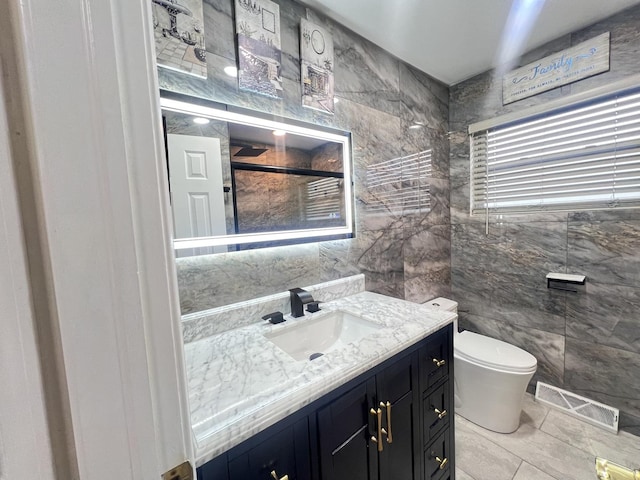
[5,0,192,478]
[0,46,56,480]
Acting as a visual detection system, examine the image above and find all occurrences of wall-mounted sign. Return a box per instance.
[503,32,610,105]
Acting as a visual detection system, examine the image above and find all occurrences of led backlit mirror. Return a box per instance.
[160,92,354,255]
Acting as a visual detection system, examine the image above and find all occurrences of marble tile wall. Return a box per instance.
[449,4,640,435]
[164,0,451,314]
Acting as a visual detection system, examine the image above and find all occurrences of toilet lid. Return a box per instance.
[455,331,537,373]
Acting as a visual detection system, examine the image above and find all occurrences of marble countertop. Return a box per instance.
[185,291,456,466]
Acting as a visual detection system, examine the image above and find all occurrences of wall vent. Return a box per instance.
[535,382,619,433]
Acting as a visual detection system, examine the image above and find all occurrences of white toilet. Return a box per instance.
[425,297,537,433]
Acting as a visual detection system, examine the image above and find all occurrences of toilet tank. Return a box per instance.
[424,297,458,332]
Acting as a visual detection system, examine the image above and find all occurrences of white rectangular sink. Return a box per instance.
[265,310,382,361]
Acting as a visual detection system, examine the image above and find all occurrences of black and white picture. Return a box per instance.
[300,19,334,114]
[151,0,207,78]
[235,0,283,99]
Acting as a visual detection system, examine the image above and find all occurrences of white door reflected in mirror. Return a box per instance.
[167,134,227,257]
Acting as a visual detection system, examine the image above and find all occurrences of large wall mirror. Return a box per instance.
[160,92,354,255]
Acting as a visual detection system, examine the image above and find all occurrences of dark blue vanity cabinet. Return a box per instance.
[317,351,420,480]
[420,329,455,480]
[196,324,454,480]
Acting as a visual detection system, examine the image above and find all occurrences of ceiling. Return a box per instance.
[300,0,640,85]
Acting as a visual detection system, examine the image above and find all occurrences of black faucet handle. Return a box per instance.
[306,301,322,313]
[262,311,285,324]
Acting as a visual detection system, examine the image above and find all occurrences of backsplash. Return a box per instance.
[449,4,640,435]
[182,274,365,342]
[163,0,451,314]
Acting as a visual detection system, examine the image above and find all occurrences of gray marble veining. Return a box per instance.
[202,0,235,61]
[403,223,452,304]
[332,30,401,118]
[565,337,640,419]
[452,266,567,335]
[566,281,640,354]
[181,274,365,342]
[176,243,320,313]
[321,228,405,299]
[452,221,567,277]
[399,63,449,133]
[185,290,454,466]
[567,215,640,287]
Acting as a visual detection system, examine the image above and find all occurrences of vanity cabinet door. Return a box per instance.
[227,418,311,480]
[316,379,378,480]
[197,452,228,480]
[376,352,420,480]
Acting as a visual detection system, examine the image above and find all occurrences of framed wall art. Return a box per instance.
[301,19,334,114]
[151,0,207,78]
[235,0,283,99]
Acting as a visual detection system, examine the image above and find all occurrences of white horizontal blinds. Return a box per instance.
[306,177,343,220]
[471,87,640,215]
[366,150,432,214]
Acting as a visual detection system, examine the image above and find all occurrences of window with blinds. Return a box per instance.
[470,86,640,215]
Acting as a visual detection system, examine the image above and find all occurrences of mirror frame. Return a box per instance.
[160,92,355,251]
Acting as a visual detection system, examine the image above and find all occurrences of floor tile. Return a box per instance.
[520,394,550,429]
[540,409,640,469]
[513,462,558,480]
[455,467,478,480]
[455,418,522,480]
[456,415,595,480]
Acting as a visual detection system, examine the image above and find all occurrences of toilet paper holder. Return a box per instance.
[546,273,586,292]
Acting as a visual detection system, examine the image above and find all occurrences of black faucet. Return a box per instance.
[289,288,314,317]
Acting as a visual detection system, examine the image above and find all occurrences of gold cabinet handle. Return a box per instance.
[434,407,448,419]
[370,407,384,452]
[381,401,392,443]
[432,358,446,367]
[434,456,448,470]
[270,470,289,480]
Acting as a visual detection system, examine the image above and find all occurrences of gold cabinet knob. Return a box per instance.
[434,407,448,419]
[434,456,448,470]
[270,470,289,480]
[432,358,446,367]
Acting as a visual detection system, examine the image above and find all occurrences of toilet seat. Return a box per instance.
[455,331,537,374]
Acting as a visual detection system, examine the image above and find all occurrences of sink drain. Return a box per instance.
[309,352,324,361]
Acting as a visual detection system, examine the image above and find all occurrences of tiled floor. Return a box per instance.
[455,393,640,480]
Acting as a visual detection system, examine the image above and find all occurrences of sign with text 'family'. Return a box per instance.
[503,32,610,104]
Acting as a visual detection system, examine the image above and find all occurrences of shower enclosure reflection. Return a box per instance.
[160,92,353,255]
